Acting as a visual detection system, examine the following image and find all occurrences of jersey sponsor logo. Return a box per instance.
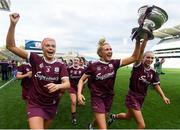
[96,71,115,80]
[35,71,59,81]
[139,75,150,84]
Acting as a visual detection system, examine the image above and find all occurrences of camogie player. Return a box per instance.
[16,61,32,101]
[108,38,170,129]
[6,13,70,129]
[67,57,86,125]
[77,34,146,129]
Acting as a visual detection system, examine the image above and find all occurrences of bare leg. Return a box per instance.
[70,93,77,113]
[70,93,77,124]
[107,109,132,126]
[94,112,107,129]
[29,116,44,129]
[129,108,145,129]
[116,109,132,119]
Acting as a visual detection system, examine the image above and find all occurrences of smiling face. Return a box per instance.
[99,44,113,62]
[143,51,154,67]
[42,38,56,61]
[73,57,80,67]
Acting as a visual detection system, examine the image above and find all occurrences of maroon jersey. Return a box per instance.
[129,62,160,96]
[68,65,86,87]
[85,59,120,97]
[28,53,69,106]
[17,64,32,89]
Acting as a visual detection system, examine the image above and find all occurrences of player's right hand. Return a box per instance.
[9,13,20,25]
[78,94,85,105]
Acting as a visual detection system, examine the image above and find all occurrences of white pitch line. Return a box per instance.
[0,79,14,90]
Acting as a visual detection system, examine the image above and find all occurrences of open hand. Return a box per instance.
[44,83,60,93]
[78,93,86,105]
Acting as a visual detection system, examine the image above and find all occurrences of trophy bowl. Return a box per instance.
[132,5,168,41]
[138,5,168,30]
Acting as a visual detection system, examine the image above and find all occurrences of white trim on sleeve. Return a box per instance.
[153,81,160,85]
[17,72,23,74]
[61,76,69,80]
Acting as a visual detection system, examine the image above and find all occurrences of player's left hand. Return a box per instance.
[163,96,170,104]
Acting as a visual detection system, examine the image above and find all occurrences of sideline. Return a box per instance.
[0,78,14,90]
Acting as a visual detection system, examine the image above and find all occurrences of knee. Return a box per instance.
[71,100,76,106]
[126,114,132,119]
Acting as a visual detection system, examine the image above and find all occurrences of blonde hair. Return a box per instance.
[97,38,109,57]
[143,51,154,58]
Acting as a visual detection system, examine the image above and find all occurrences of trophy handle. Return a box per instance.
[132,27,154,41]
[131,5,154,41]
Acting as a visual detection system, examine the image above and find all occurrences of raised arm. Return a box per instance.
[134,34,148,66]
[121,39,141,67]
[121,34,148,67]
[6,13,28,59]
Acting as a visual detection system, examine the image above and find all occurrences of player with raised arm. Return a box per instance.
[77,34,145,129]
[6,13,70,129]
[108,36,170,129]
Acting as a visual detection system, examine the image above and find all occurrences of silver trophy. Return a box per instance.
[132,5,168,40]
[0,0,11,11]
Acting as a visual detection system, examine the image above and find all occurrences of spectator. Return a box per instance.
[0,59,9,81]
[154,57,165,75]
[12,60,18,79]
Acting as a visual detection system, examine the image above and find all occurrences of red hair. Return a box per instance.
[41,38,56,47]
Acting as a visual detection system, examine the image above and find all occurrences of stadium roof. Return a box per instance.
[153,24,180,39]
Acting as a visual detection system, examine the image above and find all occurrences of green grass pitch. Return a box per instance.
[0,67,180,129]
